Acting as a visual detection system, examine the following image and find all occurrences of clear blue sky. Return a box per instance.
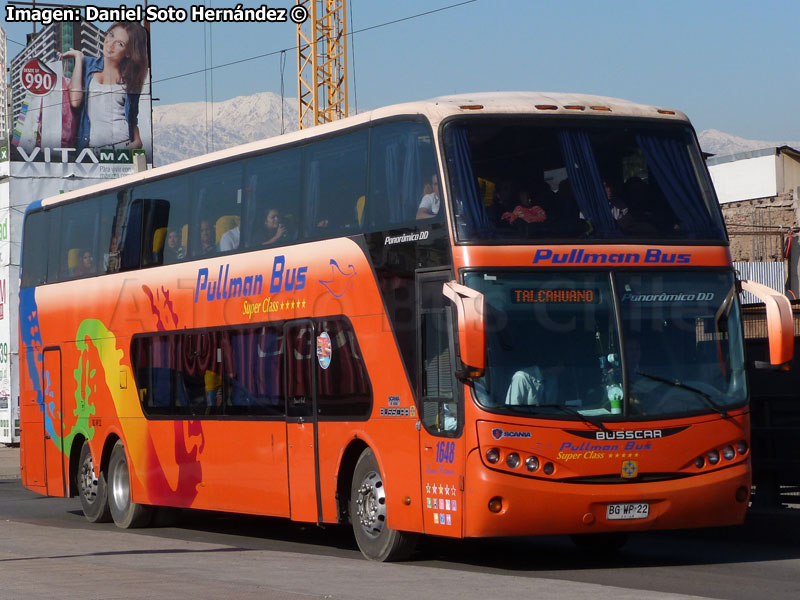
[4,0,799,140]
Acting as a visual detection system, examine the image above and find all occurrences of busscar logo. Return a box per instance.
[566,426,689,441]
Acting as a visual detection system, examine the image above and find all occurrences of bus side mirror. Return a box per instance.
[740,280,794,367]
[443,280,485,375]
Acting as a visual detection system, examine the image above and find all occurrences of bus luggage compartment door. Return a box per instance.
[285,320,321,523]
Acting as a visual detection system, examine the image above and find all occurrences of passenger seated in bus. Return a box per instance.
[604,179,630,224]
[103,234,120,272]
[219,223,240,252]
[163,229,185,262]
[416,174,441,219]
[204,370,223,407]
[72,249,96,277]
[262,209,287,246]
[499,187,548,228]
[488,179,519,226]
[197,220,216,256]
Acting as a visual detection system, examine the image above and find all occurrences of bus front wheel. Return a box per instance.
[107,441,153,528]
[78,441,111,523]
[350,448,417,561]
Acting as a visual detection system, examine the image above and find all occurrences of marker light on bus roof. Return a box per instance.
[535,105,558,110]
[657,109,676,115]
[564,105,585,110]
[459,104,484,110]
[590,106,612,112]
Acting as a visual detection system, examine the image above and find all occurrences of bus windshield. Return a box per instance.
[443,118,725,242]
[465,270,746,420]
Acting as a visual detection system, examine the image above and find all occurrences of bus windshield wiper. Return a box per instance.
[635,370,728,417]
[505,403,609,433]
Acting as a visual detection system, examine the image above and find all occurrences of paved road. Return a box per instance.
[1,470,800,600]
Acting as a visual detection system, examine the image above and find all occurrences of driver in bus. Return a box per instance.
[505,364,562,405]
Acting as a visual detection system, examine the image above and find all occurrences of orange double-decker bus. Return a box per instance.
[18,93,794,561]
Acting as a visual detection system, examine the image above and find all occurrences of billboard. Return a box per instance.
[9,19,152,179]
[0,24,8,179]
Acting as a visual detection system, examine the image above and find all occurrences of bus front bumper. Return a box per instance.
[463,451,750,538]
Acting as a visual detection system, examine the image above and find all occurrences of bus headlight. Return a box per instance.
[707,450,720,465]
[525,456,540,472]
[485,448,500,464]
[695,456,705,468]
[722,445,735,460]
[737,441,748,455]
[506,453,520,469]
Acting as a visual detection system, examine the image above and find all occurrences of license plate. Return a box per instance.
[606,502,649,520]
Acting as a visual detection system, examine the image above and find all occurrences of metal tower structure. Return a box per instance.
[296,0,348,129]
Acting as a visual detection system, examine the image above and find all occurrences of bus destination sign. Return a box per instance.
[511,288,599,304]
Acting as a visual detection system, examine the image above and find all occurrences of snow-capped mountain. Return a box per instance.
[150,92,799,166]
[152,91,298,166]
[698,129,800,158]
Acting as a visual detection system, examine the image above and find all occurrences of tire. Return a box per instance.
[107,441,153,528]
[570,532,629,552]
[78,441,111,523]
[350,448,417,561]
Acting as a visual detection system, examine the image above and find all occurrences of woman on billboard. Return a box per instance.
[61,22,149,150]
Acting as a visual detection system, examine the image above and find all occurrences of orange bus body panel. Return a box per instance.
[19,239,424,532]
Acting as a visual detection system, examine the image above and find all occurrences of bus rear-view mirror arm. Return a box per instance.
[443,281,486,378]
[740,279,794,368]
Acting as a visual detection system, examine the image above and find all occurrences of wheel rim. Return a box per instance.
[110,453,130,510]
[355,469,386,538]
[80,452,99,505]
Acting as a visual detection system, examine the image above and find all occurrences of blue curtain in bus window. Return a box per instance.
[635,133,720,238]
[241,174,259,246]
[448,126,491,237]
[383,143,401,222]
[557,130,619,236]
[387,134,423,223]
[402,138,421,222]
[119,197,143,270]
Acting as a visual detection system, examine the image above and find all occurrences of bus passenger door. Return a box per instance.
[417,272,464,537]
[42,348,65,496]
[284,320,321,523]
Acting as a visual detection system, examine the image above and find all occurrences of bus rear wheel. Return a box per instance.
[78,441,111,523]
[350,448,417,561]
[107,441,153,528]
